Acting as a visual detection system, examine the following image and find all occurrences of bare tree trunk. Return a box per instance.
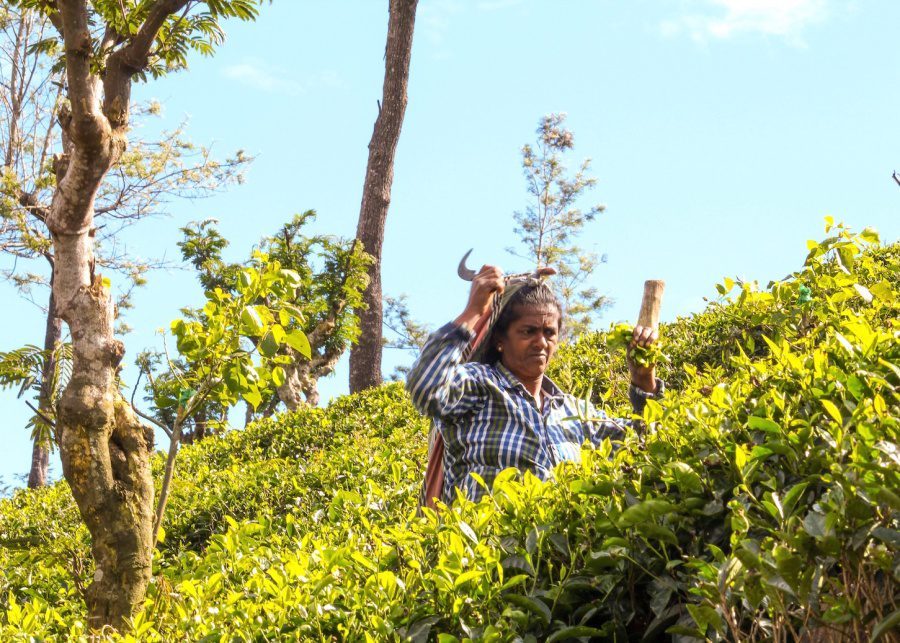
[27,437,50,488]
[302,379,320,407]
[349,0,418,393]
[276,360,321,408]
[277,359,304,411]
[28,269,62,489]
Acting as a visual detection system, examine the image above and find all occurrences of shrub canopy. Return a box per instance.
[0,223,898,641]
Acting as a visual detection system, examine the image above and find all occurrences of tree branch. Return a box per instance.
[129,366,173,438]
[56,0,105,142]
[36,1,64,34]
[103,0,190,128]
[132,405,172,439]
[25,400,56,429]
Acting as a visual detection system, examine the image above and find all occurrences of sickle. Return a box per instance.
[457,248,476,281]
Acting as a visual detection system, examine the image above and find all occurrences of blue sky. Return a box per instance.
[1,0,899,489]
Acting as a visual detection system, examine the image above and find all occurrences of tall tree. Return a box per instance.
[0,5,249,488]
[510,113,609,337]
[349,0,418,393]
[9,0,265,629]
[175,212,370,412]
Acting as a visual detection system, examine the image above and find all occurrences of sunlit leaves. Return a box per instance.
[157,252,311,416]
[2,225,898,640]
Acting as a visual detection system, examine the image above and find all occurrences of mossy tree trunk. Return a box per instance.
[46,0,195,629]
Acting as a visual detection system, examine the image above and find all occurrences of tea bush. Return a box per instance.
[0,224,897,641]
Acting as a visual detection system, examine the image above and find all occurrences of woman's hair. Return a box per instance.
[480,281,563,365]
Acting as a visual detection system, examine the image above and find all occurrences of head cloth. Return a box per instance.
[462,273,547,363]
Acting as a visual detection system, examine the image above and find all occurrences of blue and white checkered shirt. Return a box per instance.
[407,322,662,503]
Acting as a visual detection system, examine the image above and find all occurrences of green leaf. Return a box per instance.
[619,499,673,527]
[734,444,748,472]
[351,551,377,572]
[858,226,880,244]
[285,330,311,359]
[457,521,478,544]
[871,609,900,642]
[664,462,703,493]
[748,416,781,434]
[272,366,286,388]
[546,626,605,642]
[279,268,302,285]
[638,523,678,545]
[281,303,306,323]
[802,511,827,538]
[821,399,843,425]
[782,482,810,515]
[240,305,267,336]
[500,574,529,591]
[846,374,867,400]
[403,616,441,643]
[504,594,550,626]
[869,280,895,302]
[454,569,484,588]
[270,324,286,345]
[259,330,279,358]
[242,386,262,410]
[686,604,721,634]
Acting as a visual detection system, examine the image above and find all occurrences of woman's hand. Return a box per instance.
[627,325,659,393]
[454,265,505,330]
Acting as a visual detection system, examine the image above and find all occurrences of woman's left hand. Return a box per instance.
[627,325,659,393]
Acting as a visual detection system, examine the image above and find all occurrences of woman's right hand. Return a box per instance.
[454,265,504,329]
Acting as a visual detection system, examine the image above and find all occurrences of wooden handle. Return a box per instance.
[637,280,665,329]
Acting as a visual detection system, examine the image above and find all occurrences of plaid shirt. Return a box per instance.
[407,322,663,503]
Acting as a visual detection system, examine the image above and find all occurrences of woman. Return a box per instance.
[406,264,663,506]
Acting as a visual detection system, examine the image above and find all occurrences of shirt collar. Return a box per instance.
[494,362,566,406]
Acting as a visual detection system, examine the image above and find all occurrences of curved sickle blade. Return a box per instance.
[457,248,476,281]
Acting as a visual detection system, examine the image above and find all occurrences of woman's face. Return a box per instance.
[496,305,560,381]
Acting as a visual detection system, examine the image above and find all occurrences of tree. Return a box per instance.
[349,0,418,393]
[0,5,250,488]
[138,251,313,547]
[174,211,371,412]
[382,293,430,380]
[7,0,265,629]
[510,113,609,337]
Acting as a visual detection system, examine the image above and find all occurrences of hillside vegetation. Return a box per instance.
[1,224,898,641]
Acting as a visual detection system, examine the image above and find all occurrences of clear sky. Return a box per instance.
[1,0,899,490]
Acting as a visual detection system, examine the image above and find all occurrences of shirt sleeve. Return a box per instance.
[628,377,666,416]
[582,378,666,448]
[405,322,486,420]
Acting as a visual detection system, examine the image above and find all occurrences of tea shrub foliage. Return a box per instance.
[0,223,898,641]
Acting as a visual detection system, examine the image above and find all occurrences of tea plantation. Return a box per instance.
[1,225,898,641]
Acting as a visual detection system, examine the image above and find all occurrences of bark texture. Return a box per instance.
[45,0,190,629]
[277,311,347,409]
[349,0,418,393]
[276,352,324,409]
[27,280,62,489]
